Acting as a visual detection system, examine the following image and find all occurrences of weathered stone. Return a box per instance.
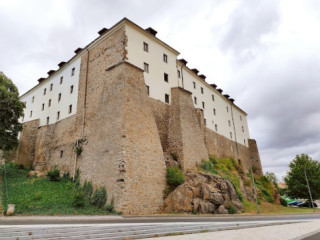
[164,172,243,214]
[215,205,228,214]
[6,204,15,216]
[28,171,45,178]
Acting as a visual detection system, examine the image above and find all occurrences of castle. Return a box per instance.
[17,18,262,215]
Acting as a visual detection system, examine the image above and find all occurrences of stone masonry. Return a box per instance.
[16,22,262,215]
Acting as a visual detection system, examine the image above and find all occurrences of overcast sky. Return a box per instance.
[1,0,319,181]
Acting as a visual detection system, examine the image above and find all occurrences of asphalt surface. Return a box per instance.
[0,213,320,225]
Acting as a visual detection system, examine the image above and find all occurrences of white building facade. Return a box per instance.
[21,18,250,147]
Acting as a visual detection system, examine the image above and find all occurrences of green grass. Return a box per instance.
[1,163,116,215]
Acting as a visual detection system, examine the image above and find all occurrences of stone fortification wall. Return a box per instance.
[167,88,209,171]
[248,139,263,175]
[78,62,166,215]
[16,119,39,167]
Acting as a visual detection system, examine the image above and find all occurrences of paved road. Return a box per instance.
[1,213,320,225]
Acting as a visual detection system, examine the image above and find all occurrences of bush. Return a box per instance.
[228,203,237,214]
[104,198,115,213]
[280,198,288,207]
[62,171,71,180]
[166,167,184,188]
[261,189,274,203]
[83,180,93,201]
[91,187,107,208]
[72,191,86,208]
[200,160,217,174]
[209,155,217,164]
[46,166,60,181]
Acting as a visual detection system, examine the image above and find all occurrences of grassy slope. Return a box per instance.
[1,164,111,215]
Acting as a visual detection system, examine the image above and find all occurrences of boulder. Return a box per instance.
[6,204,15,215]
[164,172,243,214]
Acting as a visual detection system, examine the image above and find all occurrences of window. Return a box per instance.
[70,85,74,94]
[165,94,169,103]
[242,126,244,132]
[30,111,32,117]
[204,119,207,126]
[60,76,63,84]
[201,87,204,94]
[202,101,205,109]
[143,42,149,52]
[226,106,229,112]
[240,115,242,121]
[50,83,53,91]
[46,117,49,125]
[42,103,44,111]
[193,82,196,89]
[230,132,232,139]
[71,67,75,76]
[43,88,46,95]
[60,150,63,158]
[244,139,246,145]
[32,96,35,103]
[69,104,72,114]
[212,94,215,101]
[163,54,168,63]
[213,108,216,115]
[164,73,168,82]
[144,62,149,73]
[177,70,181,78]
[194,97,197,105]
[228,120,231,127]
[215,124,218,131]
[58,93,61,102]
[57,111,60,120]
[48,99,51,107]
[146,85,149,95]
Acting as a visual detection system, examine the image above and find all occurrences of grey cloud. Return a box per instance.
[220,0,280,59]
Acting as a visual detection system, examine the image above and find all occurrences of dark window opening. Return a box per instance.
[164,73,169,82]
[165,94,169,103]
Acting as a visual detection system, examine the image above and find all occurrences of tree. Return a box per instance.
[284,154,320,202]
[0,72,25,151]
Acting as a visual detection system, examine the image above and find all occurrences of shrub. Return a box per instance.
[280,198,288,207]
[228,203,237,214]
[17,164,25,169]
[104,198,115,213]
[46,166,60,181]
[201,160,213,172]
[209,155,217,164]
[166,167,184,188]
[261,189,274,203]
[72,191,86,208]
[192,209,198,215]
[63,171,71,180]
[91,187,107,208]
[83,180,93,201]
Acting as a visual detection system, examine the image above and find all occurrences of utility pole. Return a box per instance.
[304,168,315,212]
[250,164,260,214]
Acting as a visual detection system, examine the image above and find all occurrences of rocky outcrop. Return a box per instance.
[164,172,244,214]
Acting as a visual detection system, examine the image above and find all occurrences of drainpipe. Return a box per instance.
[73,48,90,180]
